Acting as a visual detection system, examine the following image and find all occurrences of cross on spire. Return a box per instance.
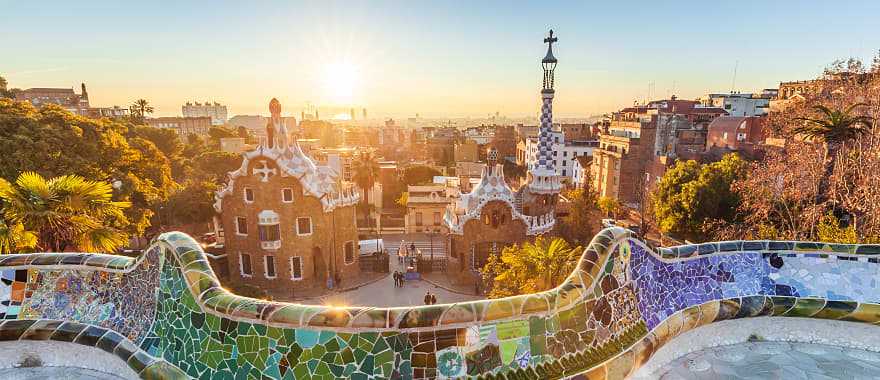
[544,29,557,49]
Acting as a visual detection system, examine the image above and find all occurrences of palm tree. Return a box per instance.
[129,99,154,122]
[351,151,380,228]
[0,172,131,252]
[794,103,874,205]
[0,218,36,254]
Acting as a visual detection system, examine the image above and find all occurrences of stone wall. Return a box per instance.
[1,229,880,379]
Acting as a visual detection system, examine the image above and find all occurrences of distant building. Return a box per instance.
[14,83,90,115]
[706,116,765,154]
[522,132,596,182]
[219,137,248,153]
[490,125,518,162]
[572,155,592,189]
[146,116,212,136]
[214,98,360,293]
[405,184,450,234]
[86,106,129,118]
[183,101,228,125]
[454,140,479,162]
[699,92,770,117]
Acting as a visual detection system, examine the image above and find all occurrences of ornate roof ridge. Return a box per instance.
[214,140,360,213]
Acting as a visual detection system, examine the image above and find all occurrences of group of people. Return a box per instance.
[393,270,406,287]
[423,291,437,305]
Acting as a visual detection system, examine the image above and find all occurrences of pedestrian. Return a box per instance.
[430,293,437,305]
[393,271,400,287]
[424,291,432,305]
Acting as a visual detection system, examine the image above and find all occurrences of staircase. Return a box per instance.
[384,235,447,258]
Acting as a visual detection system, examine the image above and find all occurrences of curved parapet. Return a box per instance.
[1,229,880,379]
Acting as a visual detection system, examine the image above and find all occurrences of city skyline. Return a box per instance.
[3,0,880,119]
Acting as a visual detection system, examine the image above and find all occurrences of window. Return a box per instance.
[258,224,281,242]
[296,217,312,235]
[433,212,441,225]
[244,188,254,203]
[265,255,276,278]
[290,257,303,280]
[240,253,252,276]
[282,188,293,203]
[562,169,567,176]
[344,241,355,264]
[236,217,248,235]
[563,151,568,157]
[415,212,423,226]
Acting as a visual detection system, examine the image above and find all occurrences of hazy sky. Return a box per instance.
[3,1,880,119]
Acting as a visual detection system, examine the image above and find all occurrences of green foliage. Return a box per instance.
[129,99,153,123]
[0,172,130,252]
[556,188,601,247]
[794,103,873,146]
[482,237,582,298]
[395,192,408,207]
[207,125,237,148]
[401,165,441,186]
[596,196,622,218]
[164,181,218,227]
[0,217,36,254]
[816,213,859,243]
[193,151,241,182]
[653,154,748,242]
[0,99,173,235]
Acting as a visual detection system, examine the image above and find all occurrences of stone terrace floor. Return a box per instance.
[0,367,131,380]
[648,341,880,379]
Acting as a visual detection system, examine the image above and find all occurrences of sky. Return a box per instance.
[3,1,880,119]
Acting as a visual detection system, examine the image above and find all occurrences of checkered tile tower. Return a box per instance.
[528,29,562,194]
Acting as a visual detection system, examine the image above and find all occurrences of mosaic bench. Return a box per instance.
[0,228,879,379]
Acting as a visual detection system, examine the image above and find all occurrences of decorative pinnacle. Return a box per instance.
[542,29,558,63]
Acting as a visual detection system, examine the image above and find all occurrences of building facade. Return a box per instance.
[214,99,360,293]
[404,185,451,234]
[700,92,770,117]
[183,101,228,125]
[13,83,90,115]
[706,116,766,154]
[445,31,562,286]
[147,116,212,136]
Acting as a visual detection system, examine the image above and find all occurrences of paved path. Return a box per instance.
[301,255,482,308]
[648,341,880,379]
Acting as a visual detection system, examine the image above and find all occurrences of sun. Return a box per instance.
[323,62,359,104]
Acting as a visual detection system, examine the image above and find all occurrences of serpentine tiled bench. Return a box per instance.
[0,228,879,379]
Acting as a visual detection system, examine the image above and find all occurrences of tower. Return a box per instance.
[527,29,562,195]
[266,98,289,150]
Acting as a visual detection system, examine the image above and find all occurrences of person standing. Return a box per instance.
[424,291,432,305]
[393,271,400,287]
[430,292,437,305]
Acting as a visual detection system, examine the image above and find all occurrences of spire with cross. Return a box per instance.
[529,28,562,195]
[542,29,558,91]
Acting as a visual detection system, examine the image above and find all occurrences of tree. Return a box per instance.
[0,172,130,252]
[129,99,154,122]
[556,186,601,247]
[401,165,441,186]
[793,103,873,207]
[207,126,237,149]
[597,196,622,219]
[351,151,380,224]
[653,154,748,242]
[193,151,241,182]
[482,237,582,298]
[0,100,173,236]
